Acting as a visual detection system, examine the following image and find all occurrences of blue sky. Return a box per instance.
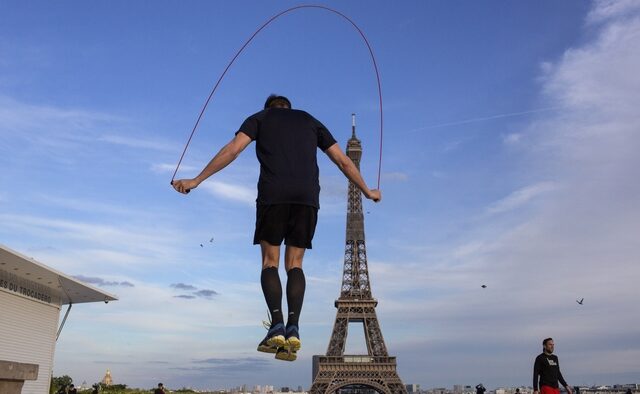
[2,0,640,391]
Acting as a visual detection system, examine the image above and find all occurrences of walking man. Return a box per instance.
[172,95,381,361]
[154,383,166,394]
[533,338,573,394]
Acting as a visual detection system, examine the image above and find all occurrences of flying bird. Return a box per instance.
[200,244,204,248]
[209,237,214,243]
[481,285,487,289]
[576,298,584,305]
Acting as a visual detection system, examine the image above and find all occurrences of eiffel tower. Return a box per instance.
[310,115,407,394]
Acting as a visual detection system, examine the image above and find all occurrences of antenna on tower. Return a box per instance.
[352,113,356,138]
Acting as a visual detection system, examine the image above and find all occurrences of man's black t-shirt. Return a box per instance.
[533,353,567,390]
[237,108,337,208]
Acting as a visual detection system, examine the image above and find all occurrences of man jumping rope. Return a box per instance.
[172,94,381,361]
[533,338,573,394]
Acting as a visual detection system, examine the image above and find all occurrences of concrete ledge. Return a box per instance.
[0,360,39,394]
[0,360,39,380]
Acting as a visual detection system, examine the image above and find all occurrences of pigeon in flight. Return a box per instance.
[209,237,214,243]
[481,285,487,289]
[576,298,584,305]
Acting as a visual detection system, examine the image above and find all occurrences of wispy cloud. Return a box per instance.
[174,294,196,299]
[502,133,522,145]
[193,289,219,298]
[587,0,640,24]
[0,213,182,271]
[406,107,561,133]
[485,182,558,215]
[151,163,198,174]
[97,134,175,151]
[0,96,116,155]
[73,275,135,287]
[171,283,197,291]
[381,171,409,182]
[0,96,175,160]
[34,194,140,217]
[198,180,255,206]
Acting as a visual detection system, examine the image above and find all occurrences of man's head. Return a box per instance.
[543,337,554,354]
[158,383,164,388]
[264,94,291,109]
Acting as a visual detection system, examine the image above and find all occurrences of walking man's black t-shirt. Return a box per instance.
[533,353,568,390]
[237,108,337,208]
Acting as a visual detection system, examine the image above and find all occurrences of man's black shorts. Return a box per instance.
[253,204,318,249]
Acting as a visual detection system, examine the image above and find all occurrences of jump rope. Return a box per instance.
[171,5,384,191]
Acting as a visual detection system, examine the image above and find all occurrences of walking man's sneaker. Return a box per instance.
[257,322,285,353]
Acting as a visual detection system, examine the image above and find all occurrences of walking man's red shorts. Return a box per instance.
[541,386,560,394]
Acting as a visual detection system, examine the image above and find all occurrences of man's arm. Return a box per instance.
[172,132,252,194]
[558,361,571,394]
[324,143,381,202]
[533,355,541,394]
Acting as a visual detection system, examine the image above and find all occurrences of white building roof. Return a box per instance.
[0,244,118,305]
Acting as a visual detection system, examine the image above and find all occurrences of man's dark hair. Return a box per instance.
[158,383,163,387]
[543,337,553,346]
[264,94,291,109]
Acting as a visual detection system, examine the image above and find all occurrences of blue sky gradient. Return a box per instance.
[1,0,639,391]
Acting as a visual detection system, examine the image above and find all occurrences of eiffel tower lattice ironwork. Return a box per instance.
[310,115,407,394]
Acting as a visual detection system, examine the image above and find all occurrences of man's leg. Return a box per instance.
[256,241,287,353]
[284,245,306,329]
[260,241,283,326]
[278,244,306,360]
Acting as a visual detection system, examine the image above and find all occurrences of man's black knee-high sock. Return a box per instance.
[261,266,283,326]
[286,267,306,327]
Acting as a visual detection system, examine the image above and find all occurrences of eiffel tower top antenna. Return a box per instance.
[352,113,356,139]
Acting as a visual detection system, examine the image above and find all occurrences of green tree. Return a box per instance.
[50,375,73,394]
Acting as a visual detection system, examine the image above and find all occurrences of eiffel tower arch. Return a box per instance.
[309,115,407,394]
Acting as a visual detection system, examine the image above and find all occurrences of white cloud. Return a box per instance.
[198,180,256,206]
[381,171,409,182]
[502,132,522,144]
[97,134,174,151]
[0,96,176,160]
[34,194,140,217]
[587,0,640,24]
[151,163,198,174]
[0,213,182,271]
[485,182,558,215]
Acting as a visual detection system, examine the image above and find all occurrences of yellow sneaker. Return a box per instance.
[275,346,297,361]
[257,322,285,353]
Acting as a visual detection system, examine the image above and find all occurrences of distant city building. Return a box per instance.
[101,369,113,386]
[407,384,421,393]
